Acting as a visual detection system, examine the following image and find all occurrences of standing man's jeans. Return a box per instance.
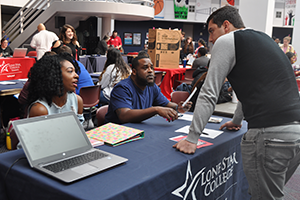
[241,123,300,200]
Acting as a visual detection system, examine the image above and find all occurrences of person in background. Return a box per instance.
[286,51,300,76]
[56,45,94,95]
[30,23,58,60]
[27,53,84,123]
[183,36,194,59]
[137,50,150,58]
[94,35,109,55]
[280,36,297,61]
[0,38,13,57]
[105,55,192,124]
[174,6,300,200]
[194,38,207,56]
[192,47,209,69]
[274,37,281,45]
[107,30,123,52]
[180,31,186,63]
[98,48,131,105]
[52,24,81,60]
[143,41,148,51]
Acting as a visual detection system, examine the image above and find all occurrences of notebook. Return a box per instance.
[13,48,27,58]
[13,112,128,183]
[86,123,144,147]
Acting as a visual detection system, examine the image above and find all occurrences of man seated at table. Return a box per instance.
[105,55,192,124]
[192,47,210,69]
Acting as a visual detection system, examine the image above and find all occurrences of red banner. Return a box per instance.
[0,57,36,81]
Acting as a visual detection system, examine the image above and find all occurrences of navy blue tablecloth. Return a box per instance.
[0,115,250,200]
[0,79,27,94]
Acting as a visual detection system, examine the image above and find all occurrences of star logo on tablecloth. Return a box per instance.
[172,160,206,200]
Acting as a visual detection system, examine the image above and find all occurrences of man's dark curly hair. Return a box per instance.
[27,52,80,106]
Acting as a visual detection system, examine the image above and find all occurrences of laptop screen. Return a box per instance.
[13,48,27,58]
[15,113,89,162]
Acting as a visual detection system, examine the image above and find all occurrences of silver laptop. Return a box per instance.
[13,112,128,183]
[13,48,27,58]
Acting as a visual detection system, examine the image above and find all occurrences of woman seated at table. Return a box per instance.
[98,48,131,105]
[0,38,13,57]
[52,24,81,60]
[27,52,84,123]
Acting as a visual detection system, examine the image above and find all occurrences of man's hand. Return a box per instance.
[173,140,197,154]
[157,107,178,122]
[219,121,242,131]
[178,101,192,113]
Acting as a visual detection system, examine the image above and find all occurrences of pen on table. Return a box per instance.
[202,132,209,135]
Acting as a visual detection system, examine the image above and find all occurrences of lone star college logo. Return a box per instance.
[172,152,239,199]
[172,160,206,199]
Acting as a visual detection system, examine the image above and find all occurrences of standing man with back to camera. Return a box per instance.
[174,6,300,200]
[30,23,58,60]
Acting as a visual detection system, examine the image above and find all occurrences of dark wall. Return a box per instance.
[193,23,209,49]
[272,27,294,43]
[115,20,209,53]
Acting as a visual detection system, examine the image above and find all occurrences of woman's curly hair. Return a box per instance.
[27,52,80,106]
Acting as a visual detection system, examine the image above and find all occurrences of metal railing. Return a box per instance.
[2,0,154,45]
[3,0,52,43]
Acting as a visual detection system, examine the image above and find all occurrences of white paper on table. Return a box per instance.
[201,128,223,139]
[18,78,28,81]
[178,114,193,121]
[175,126,223,139]
[175,125,190,134]
[0,81,17,85]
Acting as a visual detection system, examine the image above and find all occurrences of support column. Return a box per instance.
[97,17,102,39]
[292,0,300,64]
[239,0,275,36]
[101,17,114,38]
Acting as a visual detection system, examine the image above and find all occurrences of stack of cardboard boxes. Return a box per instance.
[147,29,181,68]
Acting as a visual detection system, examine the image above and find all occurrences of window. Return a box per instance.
[276,11,281,18]
[189,5,195,12]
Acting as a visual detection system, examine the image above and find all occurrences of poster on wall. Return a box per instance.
[220,0,235,7]
[133,33,142,45]
[154,0,165,19]
[174,0,189,19]
[124,33,133,45]
[195,0,212,21]
[284,0,296,26]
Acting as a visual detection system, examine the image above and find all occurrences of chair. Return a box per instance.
[79,85,101,128]
[27,51,37,57]
[96,105,109,126]
[171,91,190,104]
[176,68,196,85]
[155,71,163,86]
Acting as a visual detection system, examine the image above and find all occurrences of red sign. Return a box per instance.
[0,57,36,81]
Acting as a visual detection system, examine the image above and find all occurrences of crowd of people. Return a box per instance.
[2,6,300,199]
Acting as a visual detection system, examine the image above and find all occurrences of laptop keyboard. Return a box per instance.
[43,151,109,173]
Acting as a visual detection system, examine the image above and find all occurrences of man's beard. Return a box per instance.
[136,72,155,87]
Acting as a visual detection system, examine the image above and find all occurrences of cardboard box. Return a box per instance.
[147,29,181,68]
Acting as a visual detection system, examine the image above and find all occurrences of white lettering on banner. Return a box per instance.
[172,152,239,199]
[0,61,21,74]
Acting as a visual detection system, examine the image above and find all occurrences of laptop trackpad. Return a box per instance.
[71,164,98,175]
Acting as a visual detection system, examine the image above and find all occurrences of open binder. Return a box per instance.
[86,123,144,147]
